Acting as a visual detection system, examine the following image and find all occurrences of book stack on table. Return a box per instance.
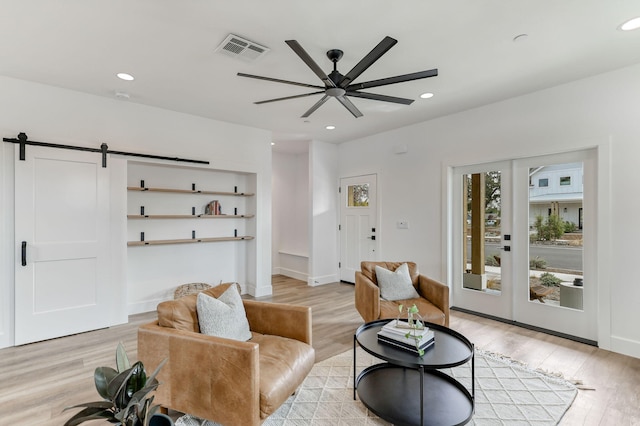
[377,319,435,354]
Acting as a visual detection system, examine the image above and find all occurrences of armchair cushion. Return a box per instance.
[196,286,252,341]
[158,282,237,332]
[375,263,420,301]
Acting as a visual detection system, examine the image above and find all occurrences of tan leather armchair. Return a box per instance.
[138,284,315,426]
[355,261,450,327]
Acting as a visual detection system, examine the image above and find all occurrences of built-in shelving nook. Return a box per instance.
[126,161,257,305]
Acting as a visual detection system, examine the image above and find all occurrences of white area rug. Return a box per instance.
[177,347,577,426]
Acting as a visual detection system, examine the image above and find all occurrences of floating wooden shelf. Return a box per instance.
[127,214,255,219]
[127,236,255,247]
[127,186,254,196]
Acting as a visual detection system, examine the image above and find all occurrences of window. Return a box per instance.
[560,176,571,186]
[539,178,549,187]
[347,184,369,207]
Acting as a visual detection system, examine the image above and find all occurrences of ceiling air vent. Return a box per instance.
[215,34,270,62]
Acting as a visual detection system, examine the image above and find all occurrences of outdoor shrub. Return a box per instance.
[539,272,562,286]
[533,214,566,241]
[564,221,577,233]
[529,256,547,270]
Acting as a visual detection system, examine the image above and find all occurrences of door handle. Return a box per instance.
[367,236,376,240]
[21,241,27,266]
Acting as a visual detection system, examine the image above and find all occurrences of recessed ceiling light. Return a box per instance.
[620,17,640,31]
[271,142,275,146]
[116,72,135,81]
[420,92,434,99]
[325,125,336,130]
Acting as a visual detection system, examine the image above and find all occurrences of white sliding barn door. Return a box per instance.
[15,146,111,345]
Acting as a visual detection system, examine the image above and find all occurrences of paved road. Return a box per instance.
[470,242,583,272]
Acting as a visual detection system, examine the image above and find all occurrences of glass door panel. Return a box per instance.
[528,162,584,310]
[451,161,512,320]
[513,150,596,341]
[463,171,502,295]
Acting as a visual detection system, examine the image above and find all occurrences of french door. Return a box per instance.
[450,150,597,342]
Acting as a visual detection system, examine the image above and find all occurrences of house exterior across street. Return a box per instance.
[529,163,583,230]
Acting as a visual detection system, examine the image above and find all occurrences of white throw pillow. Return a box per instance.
[197,285,252,341]
[375,263,420,301]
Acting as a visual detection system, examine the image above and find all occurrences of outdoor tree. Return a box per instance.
[465,171,501,219]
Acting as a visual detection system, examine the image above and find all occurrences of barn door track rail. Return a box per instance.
[3,132,209,167]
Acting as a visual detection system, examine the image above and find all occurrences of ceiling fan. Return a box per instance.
[237,36,438,118]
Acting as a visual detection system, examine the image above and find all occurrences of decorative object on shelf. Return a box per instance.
[205,200,222,215]
[63,342,169,426]
[573,278,583,287]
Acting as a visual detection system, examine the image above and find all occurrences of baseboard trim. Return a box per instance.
[278,267,308,282]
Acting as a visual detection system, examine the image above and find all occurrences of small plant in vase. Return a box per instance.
[63,342,169,426]
[396,304,427,356]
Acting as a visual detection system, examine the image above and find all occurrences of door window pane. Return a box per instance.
[529,163,583,309]
[347,184,369,207]
[463,171,501,295]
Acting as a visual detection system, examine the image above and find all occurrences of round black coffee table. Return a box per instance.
[354,319,474,426]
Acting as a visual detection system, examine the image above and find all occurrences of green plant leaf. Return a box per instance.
[116,341,131,372]
[94,366,119,400]
[129,362,147,392]
[63,401,114,412]
[62,406,114,426]
[146,358,167,385]
[109,367,136,409]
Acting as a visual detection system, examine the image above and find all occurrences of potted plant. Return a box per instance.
[64,342,170,426]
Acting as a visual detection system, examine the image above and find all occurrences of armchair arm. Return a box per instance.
[418,275,450,327]
[243,300,312,345]
[355,271,380,322]
[138,322,261,426]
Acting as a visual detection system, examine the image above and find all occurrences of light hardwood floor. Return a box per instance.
[1,276,638,425]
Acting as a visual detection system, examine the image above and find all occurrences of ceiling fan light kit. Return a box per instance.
[238,36,438,118]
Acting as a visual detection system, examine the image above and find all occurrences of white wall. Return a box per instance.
[0,76,272,347]
[272,149,310,281]
[338,63,640,358]
[308,140,339,286]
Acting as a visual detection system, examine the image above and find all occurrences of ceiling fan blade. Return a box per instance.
[237,73,324,90]
[254,91,325,105]
[346,91,414,105]
[336,96,363,118]
[347,69,438,91]
[339,36,397,88]
[285,40,336,88]
[301,95,330,118]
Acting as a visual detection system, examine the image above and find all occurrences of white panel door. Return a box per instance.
[15,146,111,345]
[339,174,377,283]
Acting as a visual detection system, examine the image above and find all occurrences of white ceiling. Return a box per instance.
[1,1,639,152]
